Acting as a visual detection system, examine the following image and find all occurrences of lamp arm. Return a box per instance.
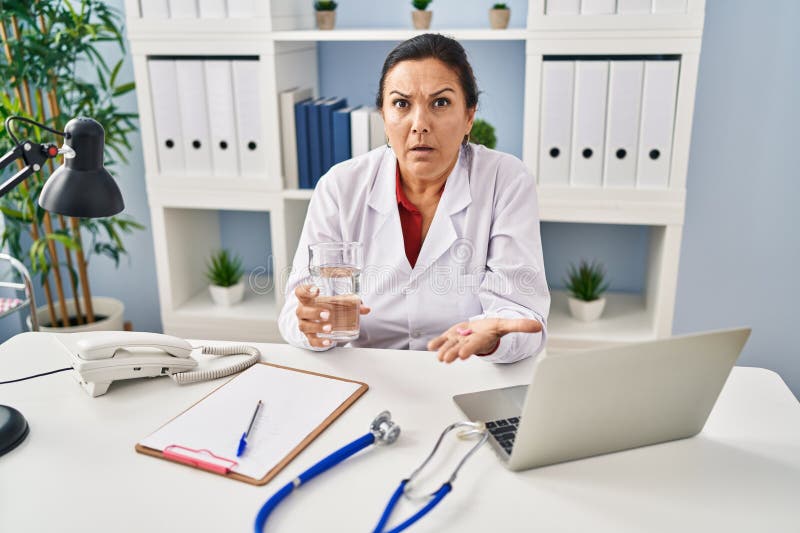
[0,140,60,198]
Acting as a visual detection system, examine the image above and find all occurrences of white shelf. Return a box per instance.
[163,283,282,342]
[546,289,655,350]
[282,188,315,200]
[271,28,529,41]
[537,187,686,225]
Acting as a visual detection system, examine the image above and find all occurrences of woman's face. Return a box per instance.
[381,58,476,182]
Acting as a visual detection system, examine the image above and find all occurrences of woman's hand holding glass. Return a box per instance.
[295,284,371,348]
[428,318,543,363]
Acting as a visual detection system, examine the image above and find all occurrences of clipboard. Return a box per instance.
[135,362,368,486]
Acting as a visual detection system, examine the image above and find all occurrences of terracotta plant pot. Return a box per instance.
[489,8,511,29]
[209,281,245,307]
[315,10,336,30]
[412,10,432,29]
[567,296,606,322]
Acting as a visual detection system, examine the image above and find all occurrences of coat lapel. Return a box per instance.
[410,148,472,282]
[366,149,411,277]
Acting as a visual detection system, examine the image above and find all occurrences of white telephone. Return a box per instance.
[54,331,261,397]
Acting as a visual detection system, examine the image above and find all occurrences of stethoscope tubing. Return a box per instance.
[373,479,452,533]
[254,432,376,532]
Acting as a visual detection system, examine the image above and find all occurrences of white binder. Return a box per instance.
[545,0,580,14]
[280,87,313,189]
[227,0,255,17]
[603,61,644,188]
[570,61,609,188]
[232,60,265,177]
[617,0,652,14]
[147,60,185,175]
[140,0,170,18]
[538,61,574,186]
[652,0,686,13]
[581,0,616,14]
[350,107,371,157]
[197,0,226,18]
[369,109,385,150]
[204,61,240,177]
[167,0,197,18]
[636,60,679,189]
[175,60,213,176]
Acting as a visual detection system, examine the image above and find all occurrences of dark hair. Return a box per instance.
[375,33,479,110]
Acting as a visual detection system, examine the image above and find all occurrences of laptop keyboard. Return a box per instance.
[486,417,520,455]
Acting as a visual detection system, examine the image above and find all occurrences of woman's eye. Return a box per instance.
[433,98,450,108]
[393,99,409,109]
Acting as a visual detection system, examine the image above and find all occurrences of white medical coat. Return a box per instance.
[278,144,550,363]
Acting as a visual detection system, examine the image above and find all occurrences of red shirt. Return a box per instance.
[395,164,439,268]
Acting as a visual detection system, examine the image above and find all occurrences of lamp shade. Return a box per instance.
[38,117,124,218]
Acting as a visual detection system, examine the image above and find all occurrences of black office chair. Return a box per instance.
[0,253,38,332]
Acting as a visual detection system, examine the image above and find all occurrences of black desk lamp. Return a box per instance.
[0,115,124,457]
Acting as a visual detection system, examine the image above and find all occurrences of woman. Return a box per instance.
[278,33,550,364]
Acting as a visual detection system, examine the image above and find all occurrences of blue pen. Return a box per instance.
[237,400,263,457]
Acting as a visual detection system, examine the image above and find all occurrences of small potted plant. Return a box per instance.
[565,260,609,322]
[470,118,498,149]
[489,3,511,29]
[314,0,337,30]
[206,250,245,307]
[412,0,433,30]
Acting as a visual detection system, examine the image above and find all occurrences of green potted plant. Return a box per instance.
[0,0,142,331]
[489,3,511,29]
[314,0,338,30]
[206,249,245,307]
[564,260,609,322]
[412,0,433,30]
[470,118,497,149]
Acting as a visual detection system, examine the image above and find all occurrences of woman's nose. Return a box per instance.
[411,107,431,134]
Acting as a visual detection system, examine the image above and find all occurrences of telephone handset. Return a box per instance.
[55,331,260,397]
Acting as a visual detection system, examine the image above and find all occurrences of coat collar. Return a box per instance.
[368,146,473,281]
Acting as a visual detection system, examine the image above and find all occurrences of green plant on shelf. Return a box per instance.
[564,260,609,302]
[205,250,244,288]
[470,118,497,149]
[492,3,509,9]
[412,0,433,11]
[314,0,337,11]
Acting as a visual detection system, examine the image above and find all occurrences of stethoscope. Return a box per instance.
[253,412,488,533]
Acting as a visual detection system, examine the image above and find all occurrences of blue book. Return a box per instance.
[294,98,313,189]
[308,97,329,186]
[332,106,357,166]
[320,97,347,173]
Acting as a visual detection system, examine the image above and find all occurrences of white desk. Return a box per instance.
[1,332,799,532]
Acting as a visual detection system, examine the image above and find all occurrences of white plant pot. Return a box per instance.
[209,282,245,307]
[27,297,125,332]
[567,296,606,322]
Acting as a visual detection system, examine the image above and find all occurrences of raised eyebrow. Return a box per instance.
[430,88,456,97]
[389,90,410,98]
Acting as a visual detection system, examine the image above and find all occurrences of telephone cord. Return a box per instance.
[171,344,261,385]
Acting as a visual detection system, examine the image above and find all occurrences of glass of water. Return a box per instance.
[308,242,363,342]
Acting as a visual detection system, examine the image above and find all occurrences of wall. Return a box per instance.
[673,0,800,398]
[2,0,797,399]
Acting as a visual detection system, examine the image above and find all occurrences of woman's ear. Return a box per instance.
[465,106,477,135]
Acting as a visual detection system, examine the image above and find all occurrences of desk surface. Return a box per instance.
[1,332,799,533]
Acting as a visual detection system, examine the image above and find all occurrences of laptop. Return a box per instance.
[453,327,751,471]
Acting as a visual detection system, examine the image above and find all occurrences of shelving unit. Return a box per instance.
[124,0,705,348]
